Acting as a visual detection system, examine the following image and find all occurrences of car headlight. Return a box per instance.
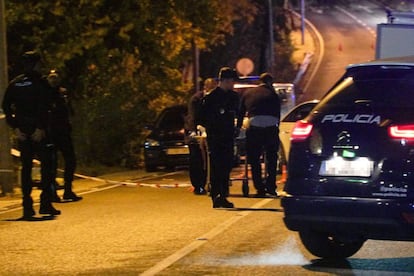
[144,139,160,147]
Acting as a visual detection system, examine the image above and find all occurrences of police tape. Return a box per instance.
[12,148,192,189]
[71,168,193,188]
[75,174,192,188]
[123,182,193,188]
[73,171,192,189]
[73,172,192,188]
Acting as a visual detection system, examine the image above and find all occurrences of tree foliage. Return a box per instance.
[5,0,293,169]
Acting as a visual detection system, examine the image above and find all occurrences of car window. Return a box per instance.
[156,107,187,130]
[320,67,414,108]
[283,103,317,122]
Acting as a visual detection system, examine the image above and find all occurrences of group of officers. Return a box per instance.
[2,54,281,216]
[186,67,281,208]
[1,51,82,220]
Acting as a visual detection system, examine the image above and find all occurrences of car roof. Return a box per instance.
[347,55,414,69]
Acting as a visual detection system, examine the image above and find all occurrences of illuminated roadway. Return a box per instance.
[300,1,384,101]
[0,1,413,275]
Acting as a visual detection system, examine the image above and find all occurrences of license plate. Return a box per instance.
[166,147,189,155]
[319,157,373,177]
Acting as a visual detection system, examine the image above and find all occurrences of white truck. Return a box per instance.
[376,23,414,59]
[376,9,414,59]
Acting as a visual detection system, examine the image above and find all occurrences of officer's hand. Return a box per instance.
[31,128,45,142]
[189,131,197,138]
[196,125,206,133]
[15,128,27,141]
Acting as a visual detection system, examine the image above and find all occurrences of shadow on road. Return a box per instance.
[3,215,57,222]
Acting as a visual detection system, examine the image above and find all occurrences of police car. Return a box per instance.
[281,56,414,259]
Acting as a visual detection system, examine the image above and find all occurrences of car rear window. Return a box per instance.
[156,107,186,130]
[283,103,317,122]
[320,66,414,108]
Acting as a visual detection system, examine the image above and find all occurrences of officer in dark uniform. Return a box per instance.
[200,67,240,208]
[2,51,61,219]
[186,78,217,195]
[237,72,281,197]
[47,70,82,202]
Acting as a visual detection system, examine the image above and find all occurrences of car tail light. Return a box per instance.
[291,120,313,142]
[388,124,414,142]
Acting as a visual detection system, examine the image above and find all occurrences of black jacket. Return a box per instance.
[200,87,239,140]
[2,71,50,135]
[237,83,280,128]
[186,90,204,132]
[48,86,73,134]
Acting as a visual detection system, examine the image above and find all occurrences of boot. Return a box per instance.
[39,202,61,216]
[63,191,82,202]
[22,196,35,218]
[23,208,36,219]
[51,192,62,203]
[213,196,234,208]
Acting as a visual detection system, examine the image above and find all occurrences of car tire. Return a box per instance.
[299,230,365,259]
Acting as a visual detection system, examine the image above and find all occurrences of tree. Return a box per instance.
[200,0,295,81]
[5,0,259,168]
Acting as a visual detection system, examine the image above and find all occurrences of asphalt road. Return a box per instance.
[300,1,381,101]
[1,1,413,275]
[0,167,413,275]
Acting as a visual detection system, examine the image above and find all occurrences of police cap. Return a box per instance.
[218,67,239,81]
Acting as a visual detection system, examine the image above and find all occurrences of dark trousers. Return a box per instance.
[207,137,233,200]
[188,141,206,190]
[19,138,54,213]
[246,126,279,194]
[51,132,76,193]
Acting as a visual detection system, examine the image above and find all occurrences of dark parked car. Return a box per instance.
[282,56,414,259]
[143,105,189,172]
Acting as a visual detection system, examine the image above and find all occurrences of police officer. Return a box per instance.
[2,51,61,219]
[200,67,240,208]
[186,78,217,195]
[237,72,281,197]
[47,70,82,202]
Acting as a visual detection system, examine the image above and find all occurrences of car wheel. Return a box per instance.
[299,230,365,259]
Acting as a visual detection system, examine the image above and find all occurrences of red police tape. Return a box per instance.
[11,148,192,189]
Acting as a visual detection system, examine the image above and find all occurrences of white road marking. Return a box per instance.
[140,198,274,276]
[336,6,376,38]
